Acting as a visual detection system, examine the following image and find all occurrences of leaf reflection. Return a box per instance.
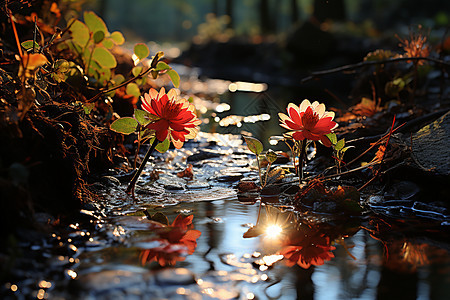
[139,214,201,267]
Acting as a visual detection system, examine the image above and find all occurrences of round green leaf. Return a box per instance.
[70,19,90,46]
[84,11,107,34]
[93,31,105,44]
[101,38,114,49]
[167,69,180,88]
[110,117,138,135]
[112,74,125,85]
[92,46,117,68]
[155,61,171,71]
[244,136,263,155]
[134,43,150,60]
[110,31,125,45]
[126,83,140,98]
[132,66,143,77]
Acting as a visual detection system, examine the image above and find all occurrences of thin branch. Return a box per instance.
[87,51,164,103]
[301,56,450,84]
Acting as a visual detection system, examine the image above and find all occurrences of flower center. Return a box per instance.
[302,108,319,130]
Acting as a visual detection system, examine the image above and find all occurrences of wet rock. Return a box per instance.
[217,173,243,182]
[237,192,260,204]
[237,180,259,193]
[100,176,121,187]
[384,181,420,200]
[260,185,281,203]
[136,186,165,195]
[186,181,210,189]
[412,110,450,176]
[187,149,222,162]
[313,201,338,213]
[75,266,149,294]
[157,178,186,190]
[154,268,196,286]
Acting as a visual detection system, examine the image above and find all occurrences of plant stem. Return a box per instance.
[126,138,158,198]
[298,140,307,184]
[255,154,263,188]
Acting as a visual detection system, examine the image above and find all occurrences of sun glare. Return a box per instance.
[265,224,283,239]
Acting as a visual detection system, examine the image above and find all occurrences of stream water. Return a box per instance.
[3,67,450,299]
[4,132,446,300]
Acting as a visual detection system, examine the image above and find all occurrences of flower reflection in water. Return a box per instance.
[278,229,336,268]
[244,205,341,269]
[139,214,201,267]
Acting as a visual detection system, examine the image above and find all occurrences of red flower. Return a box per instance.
[279,232,335,269]
[279,100,337,147]
[140,214,201,266]
[141,88,201,149]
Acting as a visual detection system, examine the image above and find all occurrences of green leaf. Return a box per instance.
[93,31,105,44]
[155,61,171,71]
[52,72,66,83]
[156,138,170,153]
[84,11,108,34]
[54,59,70,73]
[69,19,90,46]
[21,40,40,51]
[265,149,277,164]
[92,46,117,68]
[167,69,180,88]
[126,83,140,98]
[112,74,125,85]
[134,43,150,60]
[326,133,337,146]
[110,31,125,45]
[110,117,138,135]
[134,109,157,126]
[132,66,143,77]
[244,136,263,155]
[101,38,114,49]
[335,139,345,151]
[98,67,112,85]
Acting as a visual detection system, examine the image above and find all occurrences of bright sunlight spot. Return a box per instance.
[265,224,283,239]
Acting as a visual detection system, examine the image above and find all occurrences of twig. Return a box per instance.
[358,116,396,191]
[301,56,450,84]
[87,51,164,103]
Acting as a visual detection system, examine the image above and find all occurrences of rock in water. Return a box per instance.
[412,110,450,176]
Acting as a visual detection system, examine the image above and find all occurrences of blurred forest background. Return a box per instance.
[82,0,450,43]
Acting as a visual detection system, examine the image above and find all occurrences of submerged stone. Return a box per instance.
[154,268,196,286]
[187,149,222,162]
